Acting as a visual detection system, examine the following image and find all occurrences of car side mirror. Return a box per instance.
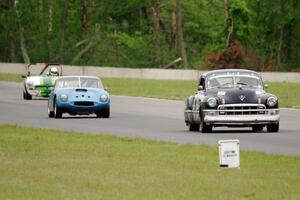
[21,75,26,78]
[264,84,268,89]
[198,85,203,91]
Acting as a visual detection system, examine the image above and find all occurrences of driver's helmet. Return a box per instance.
[49,67,59,76]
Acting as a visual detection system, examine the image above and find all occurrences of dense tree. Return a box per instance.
[0,0,299,71]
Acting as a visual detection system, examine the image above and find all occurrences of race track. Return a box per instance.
[0,81,299,156]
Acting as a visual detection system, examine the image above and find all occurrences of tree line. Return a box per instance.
[0,0,299,71]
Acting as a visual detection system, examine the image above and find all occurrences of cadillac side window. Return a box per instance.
[236,76,262,88]
[207,76,233,89]
[199,77,205,90]
[218,77,233,88]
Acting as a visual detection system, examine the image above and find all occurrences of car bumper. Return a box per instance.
[203,109,280,125]
[57,102,109,114]
[28,88,52,97]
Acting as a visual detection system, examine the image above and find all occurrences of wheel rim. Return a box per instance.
[47,101,50,115]
[54,103,57,116]
[188,122,191,129]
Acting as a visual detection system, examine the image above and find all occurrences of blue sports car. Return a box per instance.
[47,76,110,118]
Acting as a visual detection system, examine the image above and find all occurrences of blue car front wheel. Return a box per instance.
[96,107,110,118]
[48,102,54,118]
[54,101,62,118]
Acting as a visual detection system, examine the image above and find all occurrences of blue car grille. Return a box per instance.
[74,101,95,106]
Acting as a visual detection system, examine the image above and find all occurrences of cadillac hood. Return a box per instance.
[206,87,269,104]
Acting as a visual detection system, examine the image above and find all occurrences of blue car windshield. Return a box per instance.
[55,77,103,89]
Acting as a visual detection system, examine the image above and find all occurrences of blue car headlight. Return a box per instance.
[60,94,68,102]
[100,94,109,102]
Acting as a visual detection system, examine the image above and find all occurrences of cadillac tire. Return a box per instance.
[252,125,264,132]
[188,122,199,132]
[200,121,212,133]
[267,123,279,132]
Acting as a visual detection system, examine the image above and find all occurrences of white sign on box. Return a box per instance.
[218,139,240,168]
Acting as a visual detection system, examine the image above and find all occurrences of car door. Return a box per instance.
[192,76,206,123]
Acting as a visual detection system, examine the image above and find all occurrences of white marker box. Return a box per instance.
[218,139,240,168]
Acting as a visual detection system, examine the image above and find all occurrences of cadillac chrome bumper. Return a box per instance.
[203,109,280,125]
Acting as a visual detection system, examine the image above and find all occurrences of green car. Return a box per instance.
[22,63,62,99]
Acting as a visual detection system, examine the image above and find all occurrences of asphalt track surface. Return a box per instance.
[0,81,299,157]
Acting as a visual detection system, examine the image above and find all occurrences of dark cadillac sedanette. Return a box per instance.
[184,69,280,133]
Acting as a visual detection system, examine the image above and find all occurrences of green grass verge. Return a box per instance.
[0,73,23,82]
[266,82,300,108]
[103,77,195,100]
[1,73,300,108]
[0,124,299,200]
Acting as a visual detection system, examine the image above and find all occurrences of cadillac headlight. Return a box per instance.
[207,97,217,107]
[100,94,109,102]
[60,94,68,102]
[267,96,277,107]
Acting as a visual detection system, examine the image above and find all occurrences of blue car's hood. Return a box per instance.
[57,87,106,94]
[55,87,109,102]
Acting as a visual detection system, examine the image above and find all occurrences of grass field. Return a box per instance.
[0,124,299,200]
[2,72,299,108]
[266,82,300,108]
[0,73,23,82]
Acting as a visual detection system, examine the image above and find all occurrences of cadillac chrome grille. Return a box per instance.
[218,104,266,115]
